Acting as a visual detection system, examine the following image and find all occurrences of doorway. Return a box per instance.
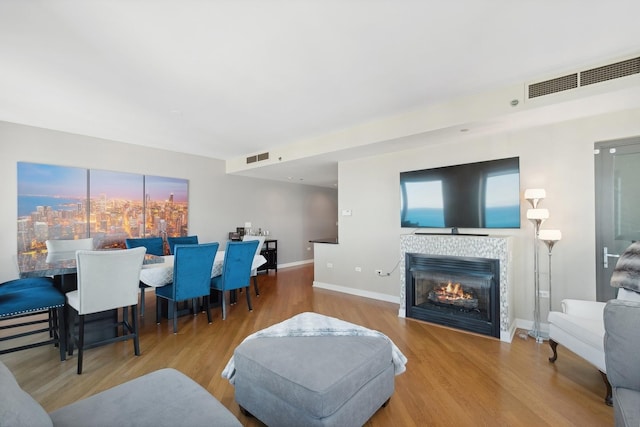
[594,136,640,301]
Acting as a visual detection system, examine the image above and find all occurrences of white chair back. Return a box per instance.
[242,235,265,275]
[46,238,94,252]
[74,247,146,315]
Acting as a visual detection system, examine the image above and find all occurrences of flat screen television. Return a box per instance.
[400,157,520,230]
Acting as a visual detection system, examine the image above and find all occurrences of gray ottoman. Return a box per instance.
[233,334,395,427]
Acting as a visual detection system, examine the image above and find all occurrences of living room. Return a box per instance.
[2,2,640,425]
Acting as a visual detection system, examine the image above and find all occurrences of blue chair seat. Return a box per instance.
[0,280,65,317]
[0,277,66,360]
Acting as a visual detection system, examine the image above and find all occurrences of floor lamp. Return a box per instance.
[525,189,549,343]
[539,229,562,313]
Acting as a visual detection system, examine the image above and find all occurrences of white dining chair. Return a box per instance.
[241,235,265,296]
[66,247,146,374]
[46,237,94,253]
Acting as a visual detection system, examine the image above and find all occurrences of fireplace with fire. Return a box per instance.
[406,253,500,338]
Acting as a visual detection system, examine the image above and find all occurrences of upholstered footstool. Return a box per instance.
[223,312,407,427]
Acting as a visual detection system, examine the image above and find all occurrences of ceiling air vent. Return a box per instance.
[527,55,640,100]
[528,73,578,99]
[580,56,640,87]
[246,152,269,164]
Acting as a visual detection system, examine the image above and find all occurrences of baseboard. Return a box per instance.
[312,281,400,304]
[278,259,314,269]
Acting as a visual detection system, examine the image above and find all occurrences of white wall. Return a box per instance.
[0,121,338,282]
[314,107,640,325]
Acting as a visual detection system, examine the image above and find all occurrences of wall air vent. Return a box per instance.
[527,55,640,100]
[580,57,640,87]
[246,152,269,164]
[528,73,578,99]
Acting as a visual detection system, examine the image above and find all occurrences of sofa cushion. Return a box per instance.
[49,368,241,427]
[0,361,52,427]
[233,335,392,419]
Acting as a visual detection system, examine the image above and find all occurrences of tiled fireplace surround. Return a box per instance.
[399,234,514,342]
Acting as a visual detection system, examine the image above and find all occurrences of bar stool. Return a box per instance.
[0,277,66,361]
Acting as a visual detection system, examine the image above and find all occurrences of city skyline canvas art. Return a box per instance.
[17,162,188,255]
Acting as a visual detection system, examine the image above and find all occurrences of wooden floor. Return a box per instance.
[1,264,612,426]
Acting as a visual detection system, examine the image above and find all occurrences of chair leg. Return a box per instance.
[122,306,129,336]
[172,301,178,334]
[601,371,613,406]
[253,276,259,296]
[132,305,140,356]
[192,298,197,315]
[77,314,85,374]
[221,291,227,320]
[67,306,75,356]
[156,296,161,325]
[56,306,66,361]
[205,295,212,324]
[48,308,54,337]
[245,286,253,312]
[139,287,145,317]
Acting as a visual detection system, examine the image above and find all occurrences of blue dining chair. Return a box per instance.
[125,237,165,316]
[167,235,199,255]
[155,242,219,333]
[210,240,260,320]
[0,277,66,361]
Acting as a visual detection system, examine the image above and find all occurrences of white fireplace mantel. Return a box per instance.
[400,234,514,342]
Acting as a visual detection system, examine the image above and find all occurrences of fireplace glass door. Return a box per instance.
[406,254,500,337]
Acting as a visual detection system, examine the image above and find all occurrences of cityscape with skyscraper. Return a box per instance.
[17,162,188,255]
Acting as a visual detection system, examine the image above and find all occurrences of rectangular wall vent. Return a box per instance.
[527,55,640,99]
[246,153,269,164]
[528,73,578,99]
[580,56,640,87]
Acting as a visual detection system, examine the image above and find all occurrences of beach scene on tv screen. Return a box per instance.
[401,167,520,228]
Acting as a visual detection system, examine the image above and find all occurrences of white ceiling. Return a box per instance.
[2,1,640,187]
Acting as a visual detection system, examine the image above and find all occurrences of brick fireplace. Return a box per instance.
[400,234,513,342]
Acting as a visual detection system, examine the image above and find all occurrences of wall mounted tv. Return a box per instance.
[400,157,521,230]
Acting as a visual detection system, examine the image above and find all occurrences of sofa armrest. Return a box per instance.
[604,300,640,388]
[561,299,606,320]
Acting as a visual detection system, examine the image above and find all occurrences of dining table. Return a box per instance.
[15,250,167,346]
[17,250,267,289]
[16,248,266,322]
[139,251,267,289]
[17,250,166,283]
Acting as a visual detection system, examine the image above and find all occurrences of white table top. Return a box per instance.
[139,251,267,288]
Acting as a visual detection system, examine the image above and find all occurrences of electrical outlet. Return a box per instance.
[355,266,362,272]
[538,290,550,298]
[326,262,333,268]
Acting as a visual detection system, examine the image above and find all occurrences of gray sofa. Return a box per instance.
[603,299,640,427]
[0,360,241,427]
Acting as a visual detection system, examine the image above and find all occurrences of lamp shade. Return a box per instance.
[538,229,562,242]
[526,208,549,220]
[524,188,546,200]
